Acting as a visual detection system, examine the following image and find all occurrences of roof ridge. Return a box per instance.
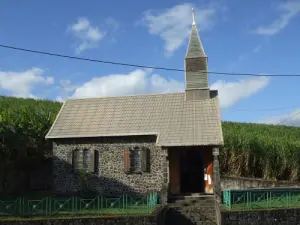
[66,91,185,101]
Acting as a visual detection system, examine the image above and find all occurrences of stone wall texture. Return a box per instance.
[221,175,300,190]
[222,208,300,225]
[53,136,168,195]
[0,216,156,225]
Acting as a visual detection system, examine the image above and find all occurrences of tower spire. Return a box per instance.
[184,7,209,101]
[185,8,206,58]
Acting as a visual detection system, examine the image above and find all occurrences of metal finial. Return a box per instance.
[192,8,196,25]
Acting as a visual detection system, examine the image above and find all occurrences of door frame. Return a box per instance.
[168,146,214,195]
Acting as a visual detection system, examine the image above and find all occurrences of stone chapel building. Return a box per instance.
[46,11,224,203]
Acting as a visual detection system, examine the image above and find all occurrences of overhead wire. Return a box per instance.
[2,43,300,124]
[276,111,300,125]
[228,104,300,112]
[1,44,300,77]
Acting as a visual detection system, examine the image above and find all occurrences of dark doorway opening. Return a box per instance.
[180,150,204,194]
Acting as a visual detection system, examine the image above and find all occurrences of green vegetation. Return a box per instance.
[0,212,152,221]
[1,96,300,182]
[223,189,300,211]
[221,122,300,181]
[0,96,61,191]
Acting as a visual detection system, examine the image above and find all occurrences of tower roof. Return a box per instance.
[185,8,206,58]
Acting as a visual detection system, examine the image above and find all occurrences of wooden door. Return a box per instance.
[204,161,214,194]
[169,149,180,194]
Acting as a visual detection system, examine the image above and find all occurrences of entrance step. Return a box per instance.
[165,195,217,225]
[168,194,215,204]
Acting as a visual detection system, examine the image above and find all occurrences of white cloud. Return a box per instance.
[59,69,269,110]
[211,76,270,108]
[0,68,54,98]
[55,96,64,102]
[55,79,79,102]
[260,109,300,126]
[254,1,300,36]
[141,3,219,56]
[105,17,120,32]
[59,79,78,93]
[69,17,106,54]
[227,45,263,71]
[72,69,183,99]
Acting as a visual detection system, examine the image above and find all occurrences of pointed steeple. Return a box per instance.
[184,8,209,101]
[185,8,206,58]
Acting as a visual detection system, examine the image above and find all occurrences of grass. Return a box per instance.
[224,194,300,211]
[0,207,155,221]
[0,206,157,221]
[0,210,154,221]
[0,191,158,220]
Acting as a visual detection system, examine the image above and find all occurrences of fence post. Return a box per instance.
[46,197,48,216]
[229,190,231,209]
[123,194,125,214]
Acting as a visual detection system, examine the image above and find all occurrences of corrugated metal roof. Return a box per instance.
[46,92,223,146]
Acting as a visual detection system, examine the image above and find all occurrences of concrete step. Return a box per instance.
[172,212,216,220]
[172,207,216,214]
[195,222,217,225]
[169,202,215,208]
[166,195,217,225]
[173,200,215,204]
[168,202,215,208]
[169,208,217,220]
[168,195,215,205]
[170,215,216,224]
[168,194,215,201]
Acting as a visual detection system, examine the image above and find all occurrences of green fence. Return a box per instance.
[0,192,158,217]
[223,188,300,210]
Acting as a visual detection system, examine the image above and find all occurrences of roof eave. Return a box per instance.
[45,101,67,139]
[46,132,160,140]
[158,141,224,147]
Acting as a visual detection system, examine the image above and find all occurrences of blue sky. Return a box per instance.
[1,0,300,125]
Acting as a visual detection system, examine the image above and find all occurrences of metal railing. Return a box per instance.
[0,192,158,217]
[223,188,300,210]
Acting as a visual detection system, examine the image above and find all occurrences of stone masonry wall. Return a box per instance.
[53,136,168,195]
[222,208,300,225]
[0,216,157,225]
[221,175,300,190]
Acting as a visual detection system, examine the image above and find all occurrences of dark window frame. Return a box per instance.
[83,149,89,171]
[72,149,80,171]
[130,147,142,174]
[94,150,100,175]
[126,147,150,174]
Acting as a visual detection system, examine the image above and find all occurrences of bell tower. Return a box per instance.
[185,8,210,101]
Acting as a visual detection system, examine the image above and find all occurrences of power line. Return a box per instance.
[1,44,300,77]
[277,110,300,125]
[229,104,300,112]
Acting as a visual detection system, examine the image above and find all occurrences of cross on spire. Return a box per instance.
[192,8,196,25]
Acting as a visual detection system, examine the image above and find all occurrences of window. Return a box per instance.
[94,150,100,174]
[124,147,150,174]
[130,147,141,173]
[72,149,80,171]
[140,147,150,172]
[83,149,89,171]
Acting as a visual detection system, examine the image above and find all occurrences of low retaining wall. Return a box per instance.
[221,175,300,190]
[0,215,157,225]
[222,208,300,225]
